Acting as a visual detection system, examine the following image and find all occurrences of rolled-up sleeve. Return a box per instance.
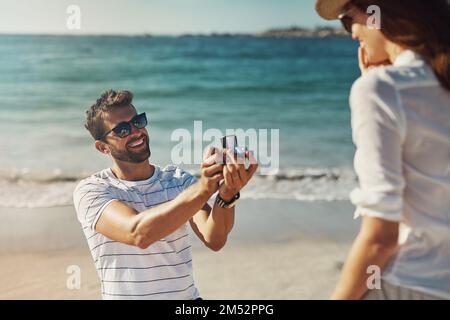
[349,71,406,222]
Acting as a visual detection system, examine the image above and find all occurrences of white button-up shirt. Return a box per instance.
[349,50,450,298]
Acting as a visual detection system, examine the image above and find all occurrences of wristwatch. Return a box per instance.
[215,192,240,209]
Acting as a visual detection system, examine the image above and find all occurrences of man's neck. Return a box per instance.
[111,160,155,181]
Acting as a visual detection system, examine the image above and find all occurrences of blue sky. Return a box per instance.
[0,0,338,35]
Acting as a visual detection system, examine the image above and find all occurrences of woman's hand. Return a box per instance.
[358,46,391,75]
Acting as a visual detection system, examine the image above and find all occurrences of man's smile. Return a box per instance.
[127,136,146,149]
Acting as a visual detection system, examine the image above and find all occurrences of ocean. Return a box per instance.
[0,35,361,208]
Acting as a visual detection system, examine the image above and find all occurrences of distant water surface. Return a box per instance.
[0,35,360,207]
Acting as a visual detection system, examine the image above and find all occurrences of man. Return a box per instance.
[73,90,257,299]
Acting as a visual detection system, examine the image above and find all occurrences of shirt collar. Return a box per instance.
[394,50,424,67]
[106,165,160,187]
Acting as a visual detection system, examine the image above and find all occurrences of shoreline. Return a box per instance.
[0,199,358,253]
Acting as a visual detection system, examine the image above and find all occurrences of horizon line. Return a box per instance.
[0,25,342,37]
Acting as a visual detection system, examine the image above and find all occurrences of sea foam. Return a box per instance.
[0,167,357,208]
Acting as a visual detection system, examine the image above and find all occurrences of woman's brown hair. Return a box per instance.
[352,0,450,91]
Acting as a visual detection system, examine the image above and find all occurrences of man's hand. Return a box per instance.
[219,149,258,201]
[199,147,224,197]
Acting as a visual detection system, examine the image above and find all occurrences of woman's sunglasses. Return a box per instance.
[99,112,148,140]
[338,10,353,34]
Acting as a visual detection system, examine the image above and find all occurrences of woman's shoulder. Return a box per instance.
[353,59,436,95]
[350,67,406,129]
[351,66,398,95]
[350,67,399,110]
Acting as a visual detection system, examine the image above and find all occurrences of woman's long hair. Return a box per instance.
[352,0,450,91]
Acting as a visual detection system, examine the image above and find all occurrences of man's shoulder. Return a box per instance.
[73,169,114,196]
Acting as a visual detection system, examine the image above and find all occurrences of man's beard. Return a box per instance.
[110,136,151,164]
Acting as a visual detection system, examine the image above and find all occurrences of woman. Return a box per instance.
[315,0,450,299]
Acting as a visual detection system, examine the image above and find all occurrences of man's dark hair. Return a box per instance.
[85,89,134,140]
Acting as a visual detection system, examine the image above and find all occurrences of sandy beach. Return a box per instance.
[0,199,359,300]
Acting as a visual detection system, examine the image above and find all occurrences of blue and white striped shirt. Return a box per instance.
[73,165,200,300]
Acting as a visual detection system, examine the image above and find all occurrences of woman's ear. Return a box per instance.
[95,140,110,155]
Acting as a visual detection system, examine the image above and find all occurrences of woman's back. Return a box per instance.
[350,50,450,298]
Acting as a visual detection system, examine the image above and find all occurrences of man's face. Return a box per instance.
[101,106,151,163]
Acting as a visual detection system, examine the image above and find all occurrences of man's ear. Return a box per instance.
[95,140,110,155]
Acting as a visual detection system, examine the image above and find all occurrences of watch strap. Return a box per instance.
[215,192,240,208]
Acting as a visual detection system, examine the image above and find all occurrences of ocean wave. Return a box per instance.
[0,167,357,208]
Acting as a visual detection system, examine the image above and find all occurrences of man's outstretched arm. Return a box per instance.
[95,155,223,249]
[189,202,235,252]
[190,148,258,252]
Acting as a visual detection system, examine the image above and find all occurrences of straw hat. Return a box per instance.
[315,0,351,20]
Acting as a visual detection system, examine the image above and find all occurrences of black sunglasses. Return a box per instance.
[99,112,148,140]
[338,10,353,34]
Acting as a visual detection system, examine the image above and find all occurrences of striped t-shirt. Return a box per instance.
[73,165,200,300]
